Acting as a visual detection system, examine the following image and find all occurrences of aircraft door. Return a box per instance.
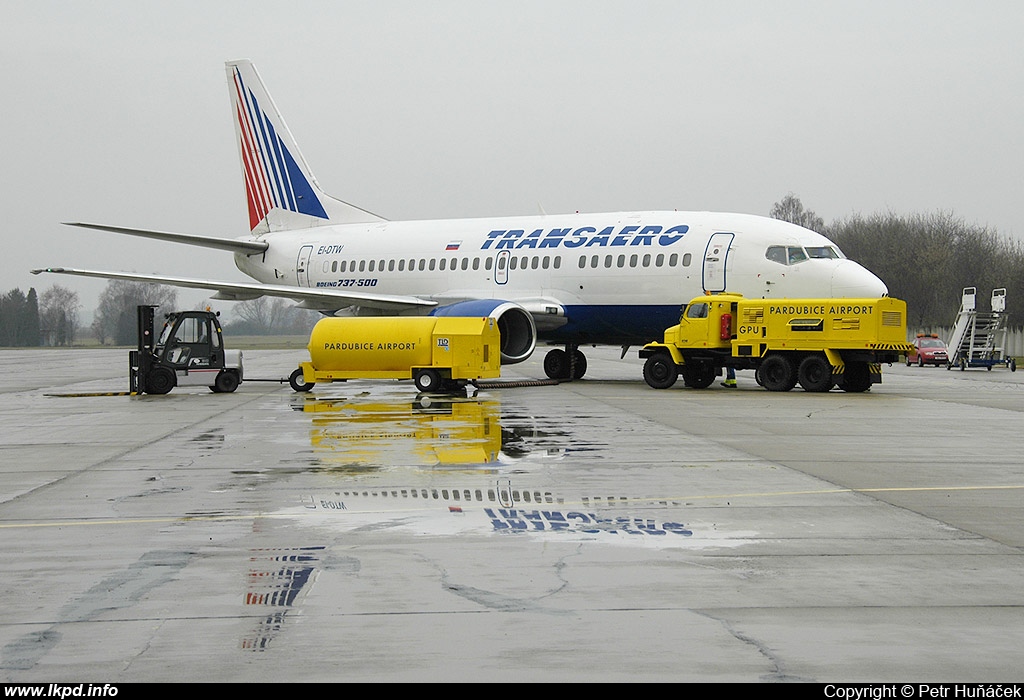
[494,250,509,286]
[702,232,734,293]
[297,245,314,287]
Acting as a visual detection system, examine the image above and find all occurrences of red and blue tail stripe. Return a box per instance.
[230,66,328,231]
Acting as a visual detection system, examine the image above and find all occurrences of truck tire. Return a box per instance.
[213,371,240,393]
[798,355,833,392]
[681,361,716,389]
[146,367,175,395]
[289,368,313,393]
[415,369,442,392]
[760,355,796,392]
[643,354,678,389]
[840,362,871,393]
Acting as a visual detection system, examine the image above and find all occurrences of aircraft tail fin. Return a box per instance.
[226,59,385,233]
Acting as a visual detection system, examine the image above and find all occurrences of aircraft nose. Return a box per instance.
[831,260,889,298]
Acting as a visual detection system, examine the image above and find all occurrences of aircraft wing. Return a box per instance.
[30,267,438,313]
[64,222,269,255]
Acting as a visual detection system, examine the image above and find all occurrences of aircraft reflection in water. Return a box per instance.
[285,392,697,543]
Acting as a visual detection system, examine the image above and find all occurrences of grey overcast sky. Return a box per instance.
[5,0,1024,315]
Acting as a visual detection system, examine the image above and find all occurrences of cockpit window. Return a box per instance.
[766,245,811,265]
[806,246,840,259]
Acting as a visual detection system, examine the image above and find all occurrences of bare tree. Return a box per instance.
[827,211,1024,328]
[40,285,80,346]
[770,193,826,234]
[92,280,178,345]
[230,296,318,334]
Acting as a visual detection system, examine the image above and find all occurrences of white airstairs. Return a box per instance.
[946,287,1016,371]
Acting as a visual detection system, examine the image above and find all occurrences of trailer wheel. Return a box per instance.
[760,355,796,392]
[643,354,678,389]
[213,371,240,393]
[289,368,313,393]
[146,367,175,395]
[415,369,442,392]
[798,355,833,392]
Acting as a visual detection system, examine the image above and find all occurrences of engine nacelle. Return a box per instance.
[430,300,536,364]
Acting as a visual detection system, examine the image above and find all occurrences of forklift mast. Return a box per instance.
[129,305,160,395]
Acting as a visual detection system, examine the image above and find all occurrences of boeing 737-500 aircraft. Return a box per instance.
[34,59,888,379]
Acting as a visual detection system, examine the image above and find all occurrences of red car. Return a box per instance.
[906,334,949,367]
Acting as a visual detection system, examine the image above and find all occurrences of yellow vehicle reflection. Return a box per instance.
[299,395,501,467]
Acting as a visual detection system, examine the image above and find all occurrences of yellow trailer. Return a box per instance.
[289,316,501,392]
[640,293,913,392]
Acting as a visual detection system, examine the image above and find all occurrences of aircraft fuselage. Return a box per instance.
[234,210,887,345]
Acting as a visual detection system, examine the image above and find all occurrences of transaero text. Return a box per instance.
[481,224,689,250]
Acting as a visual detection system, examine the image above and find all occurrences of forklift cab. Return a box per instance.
[157,313,224,370]
[131,306,242,395]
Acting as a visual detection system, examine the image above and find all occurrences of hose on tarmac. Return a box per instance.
[471,378,564,389]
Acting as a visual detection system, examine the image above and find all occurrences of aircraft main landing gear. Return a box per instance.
[543,345,588,380]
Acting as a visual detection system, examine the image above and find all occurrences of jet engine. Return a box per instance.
[430,300,536,364]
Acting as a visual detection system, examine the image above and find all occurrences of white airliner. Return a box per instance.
[34,59,888,379]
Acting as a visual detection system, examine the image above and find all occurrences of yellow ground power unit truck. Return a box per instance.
[639,293,912,392]
[289,316,501,393]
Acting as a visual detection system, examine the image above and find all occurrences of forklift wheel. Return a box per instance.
[213,371,240,393]
[146,367,175,395]
[289,368,314,392]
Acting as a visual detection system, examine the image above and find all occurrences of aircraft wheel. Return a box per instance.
[798,355,833,392]
[760,355,796,392]
[146,367,175,395]
[543,349,569,379]
[213,371,240,393]
[415,369,442,392]
[643,354,677,389]
[571,349,587,380]
[289,368,313,392]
